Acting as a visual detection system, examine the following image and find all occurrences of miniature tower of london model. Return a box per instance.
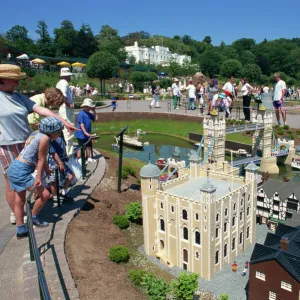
[140,115,258,280]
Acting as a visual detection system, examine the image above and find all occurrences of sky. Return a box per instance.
[1,0,299,46]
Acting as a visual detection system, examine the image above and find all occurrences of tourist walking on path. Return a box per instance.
[150,80,160,108]
[76,98,98,164]
[172,78,180,109]
[56,67,75,155]
[206,79,215,115]
[273,72,287,126]
[0,64,76,226]
[28,88,65,129]
[240,78,254,122]
[186,80,196,110]
[222,76,237,101]
[7,117,64,238]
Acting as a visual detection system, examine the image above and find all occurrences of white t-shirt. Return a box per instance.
[212,94,219,107]
[56,79,73,104]
[222,82,234,93]
[172,83,179,96]
[273,80,286,101]
[241,83,253,96]
[186,84,196,98]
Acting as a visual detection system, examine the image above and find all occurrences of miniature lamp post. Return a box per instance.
[116,126,128,193]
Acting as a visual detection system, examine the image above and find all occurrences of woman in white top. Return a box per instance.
[240,78,254,122]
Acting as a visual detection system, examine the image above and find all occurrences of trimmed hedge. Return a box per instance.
[109,246,129,263]
[113,215,130,229]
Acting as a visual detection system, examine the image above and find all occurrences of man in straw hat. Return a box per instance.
[0,64,76,227]
[56,67,75,155]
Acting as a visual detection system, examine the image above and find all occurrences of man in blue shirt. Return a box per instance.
[75,98,98,163]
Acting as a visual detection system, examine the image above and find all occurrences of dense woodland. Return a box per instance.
[1,20,300,85]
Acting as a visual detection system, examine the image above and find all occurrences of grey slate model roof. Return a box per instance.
[140,163,161,178]
[200,180,217,193]
[250,224,300,282]
[261,179,300,201]
[286,212,300,227]
[245,162,259,171]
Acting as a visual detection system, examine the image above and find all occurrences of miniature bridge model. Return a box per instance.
[226,123,264,134]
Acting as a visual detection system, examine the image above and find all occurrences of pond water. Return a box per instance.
[93,133,298,182]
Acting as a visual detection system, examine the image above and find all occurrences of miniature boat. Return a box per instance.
[291,158,300,170]
[114,135,144,149]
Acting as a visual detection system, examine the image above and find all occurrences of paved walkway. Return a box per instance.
[0,152,105,299]
[98,99,300,128]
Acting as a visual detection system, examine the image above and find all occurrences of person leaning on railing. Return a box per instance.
[0,64,77,226]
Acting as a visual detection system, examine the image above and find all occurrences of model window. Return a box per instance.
[225,208,228,216]
[232,238,236,250]
[248,194,250,201]
[160,219,165,231]
[240,232,243,244]
[269,291,276,300]
[240,212,243,221]
[246,226,250,238]
[224,222,227,233]
[195,231,200,245]
[171,206,174,213]
[256,271,265,281]
[215,251,219,264]
[241,198,244,206]
[233,203,236,211]
[216,213,219,222]
[224,244,227,257]
[182,209,188,220]
[183,249,188,262]
[215,228,219,238]
[281,281,292,292]
[183,227,188,240]
[195,213,199,220]
[161,202,163,209]
[232,216,236,226]
[195,251,199,259]
[247,207,250,216]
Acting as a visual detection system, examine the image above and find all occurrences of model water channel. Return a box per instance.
[93,133,297,181]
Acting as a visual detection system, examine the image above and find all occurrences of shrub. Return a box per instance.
[109,246,129,263]
[172,272,199,300]
[125,202,142,222]
[141,273,171,300]
[289,134,295,140]
[116,169,129,179]
[113,215,130,229]
[274,124,280,129]
[136,178,141,185]
[287,130,292,134]
[296,130,300,135]
[277,128,284,135]
[128,269,148,286]
[240,120,246,125]
[123,165,136,177]
[283,124,289,130]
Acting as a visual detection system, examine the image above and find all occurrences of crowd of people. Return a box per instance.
[0,64,98,239]
[147,73,290,126]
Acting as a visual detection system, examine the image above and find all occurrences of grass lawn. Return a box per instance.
[93,119,252,145]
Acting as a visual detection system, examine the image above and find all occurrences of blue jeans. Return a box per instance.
[188,98,195,110]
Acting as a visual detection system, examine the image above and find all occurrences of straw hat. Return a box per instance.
[81,98,95,108]
[0,64,26,80]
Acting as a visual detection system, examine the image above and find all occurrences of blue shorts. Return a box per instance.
[273,100,284,108]
[7,159,35,192]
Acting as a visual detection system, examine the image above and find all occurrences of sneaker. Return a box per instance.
[284,121,287,126]
[87,157,97,163]
[16,228,29,240]
[32,216,49,227]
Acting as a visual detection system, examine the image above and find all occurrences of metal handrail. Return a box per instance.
[26,136,93,299]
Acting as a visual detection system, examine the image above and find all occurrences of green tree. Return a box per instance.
[53,20,78,56]
[74,23,98,57]
[141,273,171,300]
[130,71,146,91]
[243,64,262,83]
[203,36,212,44]
[282,48,300,78]
[222,46,238,59]
[172,272,199,300]
[200,50,224,77]
[125,202,142,222]
[6,25,36,53]
[239,50,256,66]
[232,38,256,53]
[221,59,243,78]
[86,51,119,93]
[181,59,200,77]
[97,25,127,62]
[169,59,183,77]
[36,20,55,57]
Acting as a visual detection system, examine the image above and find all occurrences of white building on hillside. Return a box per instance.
[125,41,191,66]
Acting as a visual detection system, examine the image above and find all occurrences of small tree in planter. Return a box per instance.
[125,202,142,223]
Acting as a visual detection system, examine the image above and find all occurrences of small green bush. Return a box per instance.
[277,128,284,135]
[116,169,129,179]
[128,269,148,286]
[136,178,141,185]
[113,215,130,229]
[123,165,136,176]
[109,246,129,263]
[240,120,246,125]
[141,273,171,300]
[296,129,300,135]
[274,124,280,129]
[283,124,290,130]
[126,202,142,222]
[287,130,293,134]
[289,134,295,140]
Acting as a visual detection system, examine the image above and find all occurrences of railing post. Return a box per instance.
[39,279,45,300]
[81,146,86,179]
[55,168,60,207]
[26,199,35,262]
[167,100,171,112]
